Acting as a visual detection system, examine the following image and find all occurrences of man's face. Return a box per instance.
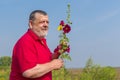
[29,13,49,38]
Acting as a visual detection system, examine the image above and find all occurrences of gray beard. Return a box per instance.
[39,31,48,38]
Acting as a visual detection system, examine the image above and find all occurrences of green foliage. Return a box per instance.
[0,56,11,80]
[80,57,117,80]
[0,56,119,80]
[0,66,10,80]
[66,3,72,25]
[52,67,80,80]
[0,56,11,66]
[60,53,71,61]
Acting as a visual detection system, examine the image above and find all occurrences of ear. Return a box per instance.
[29,20,33,29]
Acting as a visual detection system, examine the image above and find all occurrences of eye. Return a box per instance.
[46,21,49,24]
[39,21,44,23]
[39,21,49,24]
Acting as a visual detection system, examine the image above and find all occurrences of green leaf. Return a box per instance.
[60,53,71,61]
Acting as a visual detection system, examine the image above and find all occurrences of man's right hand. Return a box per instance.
[50,59,64,70]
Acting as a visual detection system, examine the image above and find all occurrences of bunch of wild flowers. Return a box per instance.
[54,4,72,61]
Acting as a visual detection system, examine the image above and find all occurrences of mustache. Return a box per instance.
[42,26,48,29]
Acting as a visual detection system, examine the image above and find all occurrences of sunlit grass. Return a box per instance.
[0,66,119,80]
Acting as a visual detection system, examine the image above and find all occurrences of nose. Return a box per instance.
[44,21,49,25]
[45,21,48,25]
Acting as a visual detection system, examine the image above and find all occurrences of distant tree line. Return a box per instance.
[0,56,11,66]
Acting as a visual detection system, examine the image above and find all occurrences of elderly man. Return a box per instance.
[10,10,63,80]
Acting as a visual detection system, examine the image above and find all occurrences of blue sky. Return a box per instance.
[0,0,120,68]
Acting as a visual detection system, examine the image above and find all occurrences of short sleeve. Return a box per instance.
[14,39,37,73]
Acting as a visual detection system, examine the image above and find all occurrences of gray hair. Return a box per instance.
[29,10,47,21]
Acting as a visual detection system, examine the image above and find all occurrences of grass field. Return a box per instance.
[68,67,120,80]
[0,66,120,80]
[115,67,120,79]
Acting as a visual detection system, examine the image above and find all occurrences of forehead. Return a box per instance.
[34,13,48,20]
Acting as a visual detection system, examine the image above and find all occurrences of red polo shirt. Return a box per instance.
[10,29,52,80]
